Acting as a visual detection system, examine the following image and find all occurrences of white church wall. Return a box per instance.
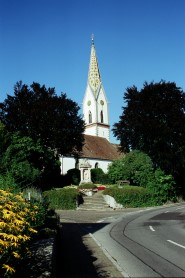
[97,88,109,124]
[60,156,112,175]
[97,126,110,141]
[83,85,97,125]
[84,125,97,136]
[84,158,111,173]
[59,156,76,175]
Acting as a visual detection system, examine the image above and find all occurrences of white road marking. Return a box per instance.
[167,240,185,249]
[149,225,155,232]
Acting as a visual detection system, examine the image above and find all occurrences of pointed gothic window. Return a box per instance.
[89,111,92,123]
[100,110,103,123]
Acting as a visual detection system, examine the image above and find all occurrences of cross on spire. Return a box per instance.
[91,33,94,44]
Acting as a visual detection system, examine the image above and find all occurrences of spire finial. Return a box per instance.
[91,33,94,44]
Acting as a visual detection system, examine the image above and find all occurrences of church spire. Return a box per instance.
[88,34,101,95]
[83,36,110,141]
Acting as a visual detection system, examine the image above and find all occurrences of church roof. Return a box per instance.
[88,35,102,95]
[80,134,123,161]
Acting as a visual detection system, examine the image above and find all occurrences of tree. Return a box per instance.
[108,151,154,186]
[1,132,60,188]
[0,121,10,159]
[0,81,85,156]
[113,81,185,189]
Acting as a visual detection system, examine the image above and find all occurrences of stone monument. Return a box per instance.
[79,159,92,184]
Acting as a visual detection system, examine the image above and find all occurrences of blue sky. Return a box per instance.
[1,0,185,143]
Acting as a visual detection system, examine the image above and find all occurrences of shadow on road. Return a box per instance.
[55,221,111,278]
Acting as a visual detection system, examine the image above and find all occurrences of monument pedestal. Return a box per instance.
[79,159,92,184]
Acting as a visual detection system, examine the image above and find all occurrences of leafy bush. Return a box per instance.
[1,134,43,187]
[0,131,61,191]
[107,151,178,204]
[103,186,156,207]
[147,168,177,204]
[43,188,79,209]
[108,151,154,186]
[107,158,125,183]
[23,188,48,229]
[0,189,40,277]
[91,168,111,184]
[0,173,20,193]
[65,168,80,185]
[23,187,42,202]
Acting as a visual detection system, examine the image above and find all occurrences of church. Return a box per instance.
[60,36,122,174]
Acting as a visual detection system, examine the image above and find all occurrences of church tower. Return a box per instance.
[83,35,110,141]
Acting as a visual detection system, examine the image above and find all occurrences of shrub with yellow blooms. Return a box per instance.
[0,189,41,277]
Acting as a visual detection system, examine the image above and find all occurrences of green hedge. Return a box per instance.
[78,183,97,189]
[43,188,79,210]
[103,186,157,207]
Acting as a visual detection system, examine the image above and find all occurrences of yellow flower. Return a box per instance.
[0,232,8,239]
[18,211,27,217]
[23,207,30,213]
[2,264,16,274]
[13,218,24,226]
[2,209,15,219]
[4,203,13,210]
[12,251,21,259]
[29,227,38,234]
[15,194,24,202]
[10,241,20,248]
[7,234,19,242]
[23,234,31,241]
[0,221,7,228]
[0,239,9,248]
[17,234,30,241]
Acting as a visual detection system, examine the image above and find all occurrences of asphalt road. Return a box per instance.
[90,204,185,277]
[56,208,142,277]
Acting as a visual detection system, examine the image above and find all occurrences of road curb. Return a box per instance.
[89,232,130,277]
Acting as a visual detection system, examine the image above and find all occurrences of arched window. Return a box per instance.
[95,162,99,169]
[100,110,103,123]
[89,111,92,123]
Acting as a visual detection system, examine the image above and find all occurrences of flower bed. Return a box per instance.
[78,184,98,196]
[96,185,106,191]
[0,189,39,277]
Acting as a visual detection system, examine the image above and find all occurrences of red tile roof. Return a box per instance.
[80,135,123,160]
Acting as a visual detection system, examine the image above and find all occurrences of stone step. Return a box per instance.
[81,204,107,208]
[77,207,112,211]
[77,190,113,211]
[79,201,107,205]
[77,204,112,210]
[82,199,107,204]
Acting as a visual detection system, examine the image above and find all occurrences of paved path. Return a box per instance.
[55,208,140,277]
